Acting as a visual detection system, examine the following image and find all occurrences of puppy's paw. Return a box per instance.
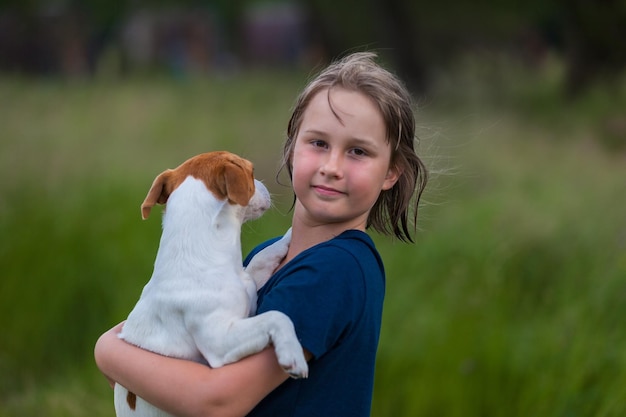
[275,344,309,379]
[246,228,293,289]
[263,227,292,262]
[279,227,292,246]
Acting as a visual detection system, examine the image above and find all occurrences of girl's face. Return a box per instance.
[291,87,400,232]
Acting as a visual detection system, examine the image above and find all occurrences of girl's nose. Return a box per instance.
[320,151,343,178]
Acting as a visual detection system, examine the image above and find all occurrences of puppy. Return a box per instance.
[114,151,308,417]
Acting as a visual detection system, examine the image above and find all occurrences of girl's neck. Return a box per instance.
[285,212,367,264]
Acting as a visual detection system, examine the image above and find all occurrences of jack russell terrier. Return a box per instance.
[114,151,308,417]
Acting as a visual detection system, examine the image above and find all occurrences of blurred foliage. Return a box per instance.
[0,0,624,96]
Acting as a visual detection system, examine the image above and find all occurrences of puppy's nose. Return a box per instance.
[254,179,271,208]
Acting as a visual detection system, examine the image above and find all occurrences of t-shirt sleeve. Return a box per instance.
[255,244,366,360]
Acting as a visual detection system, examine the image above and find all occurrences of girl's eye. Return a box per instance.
[311,140,327,148]
[350,148,367,157]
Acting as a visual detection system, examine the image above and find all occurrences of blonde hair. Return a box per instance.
[280,52,428,242]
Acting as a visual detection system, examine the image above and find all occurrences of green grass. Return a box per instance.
[1,66,625,416]
[373,131,626,416]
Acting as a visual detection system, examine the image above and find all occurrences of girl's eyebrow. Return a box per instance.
[350,137,378,147]
[302,129,329,137]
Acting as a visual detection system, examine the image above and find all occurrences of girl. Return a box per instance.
[95,51,428,417]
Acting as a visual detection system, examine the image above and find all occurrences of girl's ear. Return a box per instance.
[382,165,403,191]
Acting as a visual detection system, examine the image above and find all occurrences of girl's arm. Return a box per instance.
[94,322,292,417]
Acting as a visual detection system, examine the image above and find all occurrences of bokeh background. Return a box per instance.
[1,1,625,416]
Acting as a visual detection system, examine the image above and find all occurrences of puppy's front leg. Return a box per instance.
[216,312,309,379]
[241,272,258,316]
[245,228,291,289]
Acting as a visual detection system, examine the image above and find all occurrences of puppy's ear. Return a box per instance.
[221,163,254,206]
[141,170,173,219]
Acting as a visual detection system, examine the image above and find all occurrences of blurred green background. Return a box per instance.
[1,1,625,416]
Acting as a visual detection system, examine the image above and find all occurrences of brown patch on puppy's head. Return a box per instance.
[140,151,256,219]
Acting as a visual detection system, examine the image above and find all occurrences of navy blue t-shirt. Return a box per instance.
[243,230,386,417]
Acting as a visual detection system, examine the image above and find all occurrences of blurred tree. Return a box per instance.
[1,0,623,96]
[299,0,540,94]
[560,0,626,97]
[298,0,625,97]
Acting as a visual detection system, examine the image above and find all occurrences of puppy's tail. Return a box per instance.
[127,391,137,410]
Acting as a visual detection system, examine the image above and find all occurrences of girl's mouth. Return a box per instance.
[312,185,345,197]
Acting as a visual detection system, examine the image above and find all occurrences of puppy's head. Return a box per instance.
[140,151,259,219]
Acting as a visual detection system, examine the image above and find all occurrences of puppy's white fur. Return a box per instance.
[113,152,307,417]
